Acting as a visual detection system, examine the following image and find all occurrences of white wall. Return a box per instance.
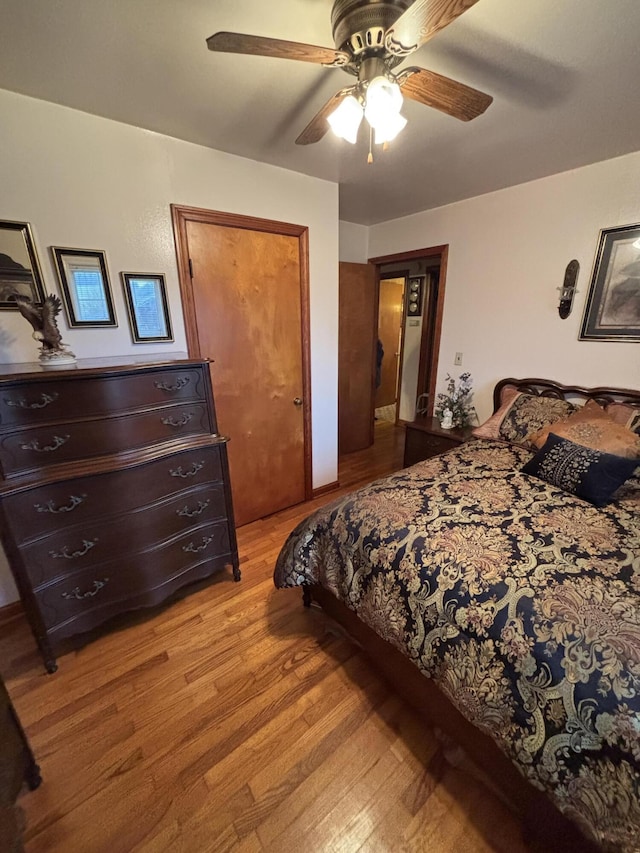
[339,221,369,263]
[369,150,640,423]
[0,88,339,605]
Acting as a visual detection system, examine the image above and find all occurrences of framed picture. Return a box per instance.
[52,247,117,327]
[580,223,640,341]
[0,220,46,308]
[121,273,173,343]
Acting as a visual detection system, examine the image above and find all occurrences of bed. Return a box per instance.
[274,378,640,852]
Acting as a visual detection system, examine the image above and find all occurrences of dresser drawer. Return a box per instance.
[35,521,232,635]
[3,444,224,544]
[20,484,228,587]
[0,403,213,477]
[0,366,208,429]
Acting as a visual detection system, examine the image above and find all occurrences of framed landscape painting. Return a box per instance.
[580,222,640,341]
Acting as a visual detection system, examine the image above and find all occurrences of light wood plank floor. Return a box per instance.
[1,422,530,852]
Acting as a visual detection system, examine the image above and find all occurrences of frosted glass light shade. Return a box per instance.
[327,96,363,144]
[374,111,407,144]
[364,77,403,128]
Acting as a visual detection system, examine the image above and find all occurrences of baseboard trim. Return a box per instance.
[0,600,23,629]
[312,480,339,499]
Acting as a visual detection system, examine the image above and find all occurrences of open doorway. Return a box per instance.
[372,246,447,429]
[337,245,447,482]
[375,276,404,424]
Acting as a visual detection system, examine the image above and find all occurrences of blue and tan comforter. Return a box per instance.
[274,439,640,851]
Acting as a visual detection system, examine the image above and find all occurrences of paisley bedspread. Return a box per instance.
[274,439,640,851]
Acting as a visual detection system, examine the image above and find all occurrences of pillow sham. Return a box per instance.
[473,388,576,446]
[528,399,640,459]
[606,402,640,435]
[521,433,639,507]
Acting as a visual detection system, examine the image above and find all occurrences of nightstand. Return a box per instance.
[403,417,474,466]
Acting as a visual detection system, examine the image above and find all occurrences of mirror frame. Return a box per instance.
[51,247,117,328]
[0,220,46,309]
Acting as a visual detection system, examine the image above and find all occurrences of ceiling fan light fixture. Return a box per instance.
[327,94,363,143]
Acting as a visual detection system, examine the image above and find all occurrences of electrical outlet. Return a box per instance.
[454,352,463,366]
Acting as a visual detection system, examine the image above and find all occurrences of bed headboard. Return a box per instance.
[493,378,640,413]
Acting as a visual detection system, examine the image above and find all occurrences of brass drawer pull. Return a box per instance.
[21,435,70,453]
[61,578,109,600]
[182,536,213,554]
[177,499,210,518]
[35,494,86,514]
[154,377,191,392]
[50,538,98,560]
[161,412,193,428]
[5,392,59,410]
[169,460,205,478]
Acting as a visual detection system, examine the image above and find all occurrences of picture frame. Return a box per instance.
[0,220,46,308]
[121,272,173,343]
[52,247,117,327]
[580,222,640,342]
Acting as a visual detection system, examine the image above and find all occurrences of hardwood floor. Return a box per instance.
[0,421,530,852]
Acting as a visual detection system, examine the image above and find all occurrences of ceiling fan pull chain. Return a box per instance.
[367,125,373,164]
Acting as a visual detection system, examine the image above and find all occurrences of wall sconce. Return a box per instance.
[558,259,580,319]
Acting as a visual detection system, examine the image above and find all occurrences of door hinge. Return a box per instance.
[188,258,194,279]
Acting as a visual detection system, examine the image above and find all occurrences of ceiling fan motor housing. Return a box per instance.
[331,0,413,56]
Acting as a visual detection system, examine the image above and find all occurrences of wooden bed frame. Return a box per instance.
[303,378,640,852]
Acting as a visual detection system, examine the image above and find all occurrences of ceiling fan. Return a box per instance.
[206,0,493,152]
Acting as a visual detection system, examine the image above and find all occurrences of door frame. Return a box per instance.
[370,245,448,420]
[171,203,313,501]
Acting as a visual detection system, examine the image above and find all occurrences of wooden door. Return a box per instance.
[376,277,405,409]
[172,207,311,527]
[338,262,377,454]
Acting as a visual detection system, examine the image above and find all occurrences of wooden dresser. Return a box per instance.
[0,356,239,672]
[403,417,474,467]
[0,673,40,852]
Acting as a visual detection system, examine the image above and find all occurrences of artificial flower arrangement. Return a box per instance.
[434,372,477,428]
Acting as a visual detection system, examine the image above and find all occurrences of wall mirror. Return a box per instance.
[0,220,46,308]
[52,247,117,327]
[121,272,173,343]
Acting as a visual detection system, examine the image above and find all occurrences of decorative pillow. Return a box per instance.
[522,433,639,507]
[473,389,576,446]
[606,402,640,435]
[528,399,640,459]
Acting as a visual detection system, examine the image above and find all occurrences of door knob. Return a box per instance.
[293,397,303,406]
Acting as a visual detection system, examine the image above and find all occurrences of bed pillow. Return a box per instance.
[606,402,640,435]
[473,388,576,446]
[521,433,639,507]
[528,399,640,459]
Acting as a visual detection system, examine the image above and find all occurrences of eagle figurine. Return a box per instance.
[13,293,64,351]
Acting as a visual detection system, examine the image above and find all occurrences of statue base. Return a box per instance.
[38,347,77,370]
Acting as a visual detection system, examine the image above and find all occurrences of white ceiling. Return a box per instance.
[1,0,640,225]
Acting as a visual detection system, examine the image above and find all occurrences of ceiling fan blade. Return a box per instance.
[296,87,356,145]
[385,0,481,57]
[399,67,492,121]
[206,32,349,67]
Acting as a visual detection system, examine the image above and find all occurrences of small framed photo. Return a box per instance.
[580,222,640,342]
[0,220,46,308]
[52,247,117,327]
[121,273,173,343]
